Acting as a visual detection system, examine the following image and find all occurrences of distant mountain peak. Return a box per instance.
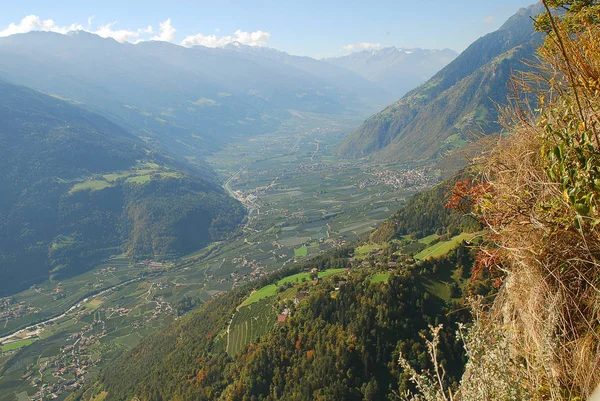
[338,46,456,58]
[222,41,284,57]
[325,46,458,98]
[227,41,244,48]
[337,2,544,166]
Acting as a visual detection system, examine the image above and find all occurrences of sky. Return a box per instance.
[0,0,537,58]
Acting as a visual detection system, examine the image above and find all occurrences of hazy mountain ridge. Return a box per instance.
[325,47,458,98]
[220,42,397,107]
[0,31,391,168]
[0,80,243,296]
[338,3,545,163]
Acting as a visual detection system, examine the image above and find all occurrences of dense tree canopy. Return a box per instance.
[71,246,476,401]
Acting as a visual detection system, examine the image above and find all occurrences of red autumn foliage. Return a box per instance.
[446,179,491,213]
[472,249,505,288]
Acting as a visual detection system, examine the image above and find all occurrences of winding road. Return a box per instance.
[0,276,143,344]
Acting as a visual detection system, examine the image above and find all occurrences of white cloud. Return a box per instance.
[181,29,270,48]
[181,33,227,48]
[233,30,270,46]
[0,15,271,49]
[151,18,175,42]
[93,22,153,43]
[0,15,83,37]
[0,14,154,43]
[483,16,494,24]
[342,42,381,52]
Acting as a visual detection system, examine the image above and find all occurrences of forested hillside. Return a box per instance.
[371,176,481,243]
[0,80,243,296]
[72,245,478,401]
[338,3,544,163]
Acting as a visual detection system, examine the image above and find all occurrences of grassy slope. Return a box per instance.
[414,232,477,260]
[230,268,346,354]
[418,234,439,245]
[1,339,37,352]
[240,268,346,307]
[294,246,308,257]
[370,273,390,283]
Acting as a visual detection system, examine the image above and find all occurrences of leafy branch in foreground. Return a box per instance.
[434,1,600,398]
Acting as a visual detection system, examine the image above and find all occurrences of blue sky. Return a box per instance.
[0,0,537,58]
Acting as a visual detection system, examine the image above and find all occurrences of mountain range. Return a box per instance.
[0,3,546,296]
[338,3,545,164]
[325,47,458,98]
[1,0,595,399]
[0,32,394,169]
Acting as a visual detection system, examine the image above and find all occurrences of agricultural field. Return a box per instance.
[69,180,113,194]
[69,162,181,194]
[0,339,36,353]
[228,268,348,355]
[418,234,440,245]
[227,298,277,355]
[239,268,345,307]
[355,244,381,256]
[294,246,308,258]
[240,285,278,307]
[370,273,390,284]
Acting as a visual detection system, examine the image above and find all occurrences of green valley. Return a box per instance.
[0,111,443,401]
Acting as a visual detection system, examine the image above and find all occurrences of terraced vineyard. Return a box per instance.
[227,268,347,355]
[227,298,277,355]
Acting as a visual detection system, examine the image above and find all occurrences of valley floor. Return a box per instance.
[0,113,441,401]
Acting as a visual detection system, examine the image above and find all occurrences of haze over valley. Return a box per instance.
[1,1,599,400]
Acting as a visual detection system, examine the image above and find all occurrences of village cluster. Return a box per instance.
[0,298,39,324]
[358,167,434,190]
[24,321,106,400]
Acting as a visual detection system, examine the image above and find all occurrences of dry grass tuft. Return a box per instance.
[461,6,600,398]
[398,4,600,400]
